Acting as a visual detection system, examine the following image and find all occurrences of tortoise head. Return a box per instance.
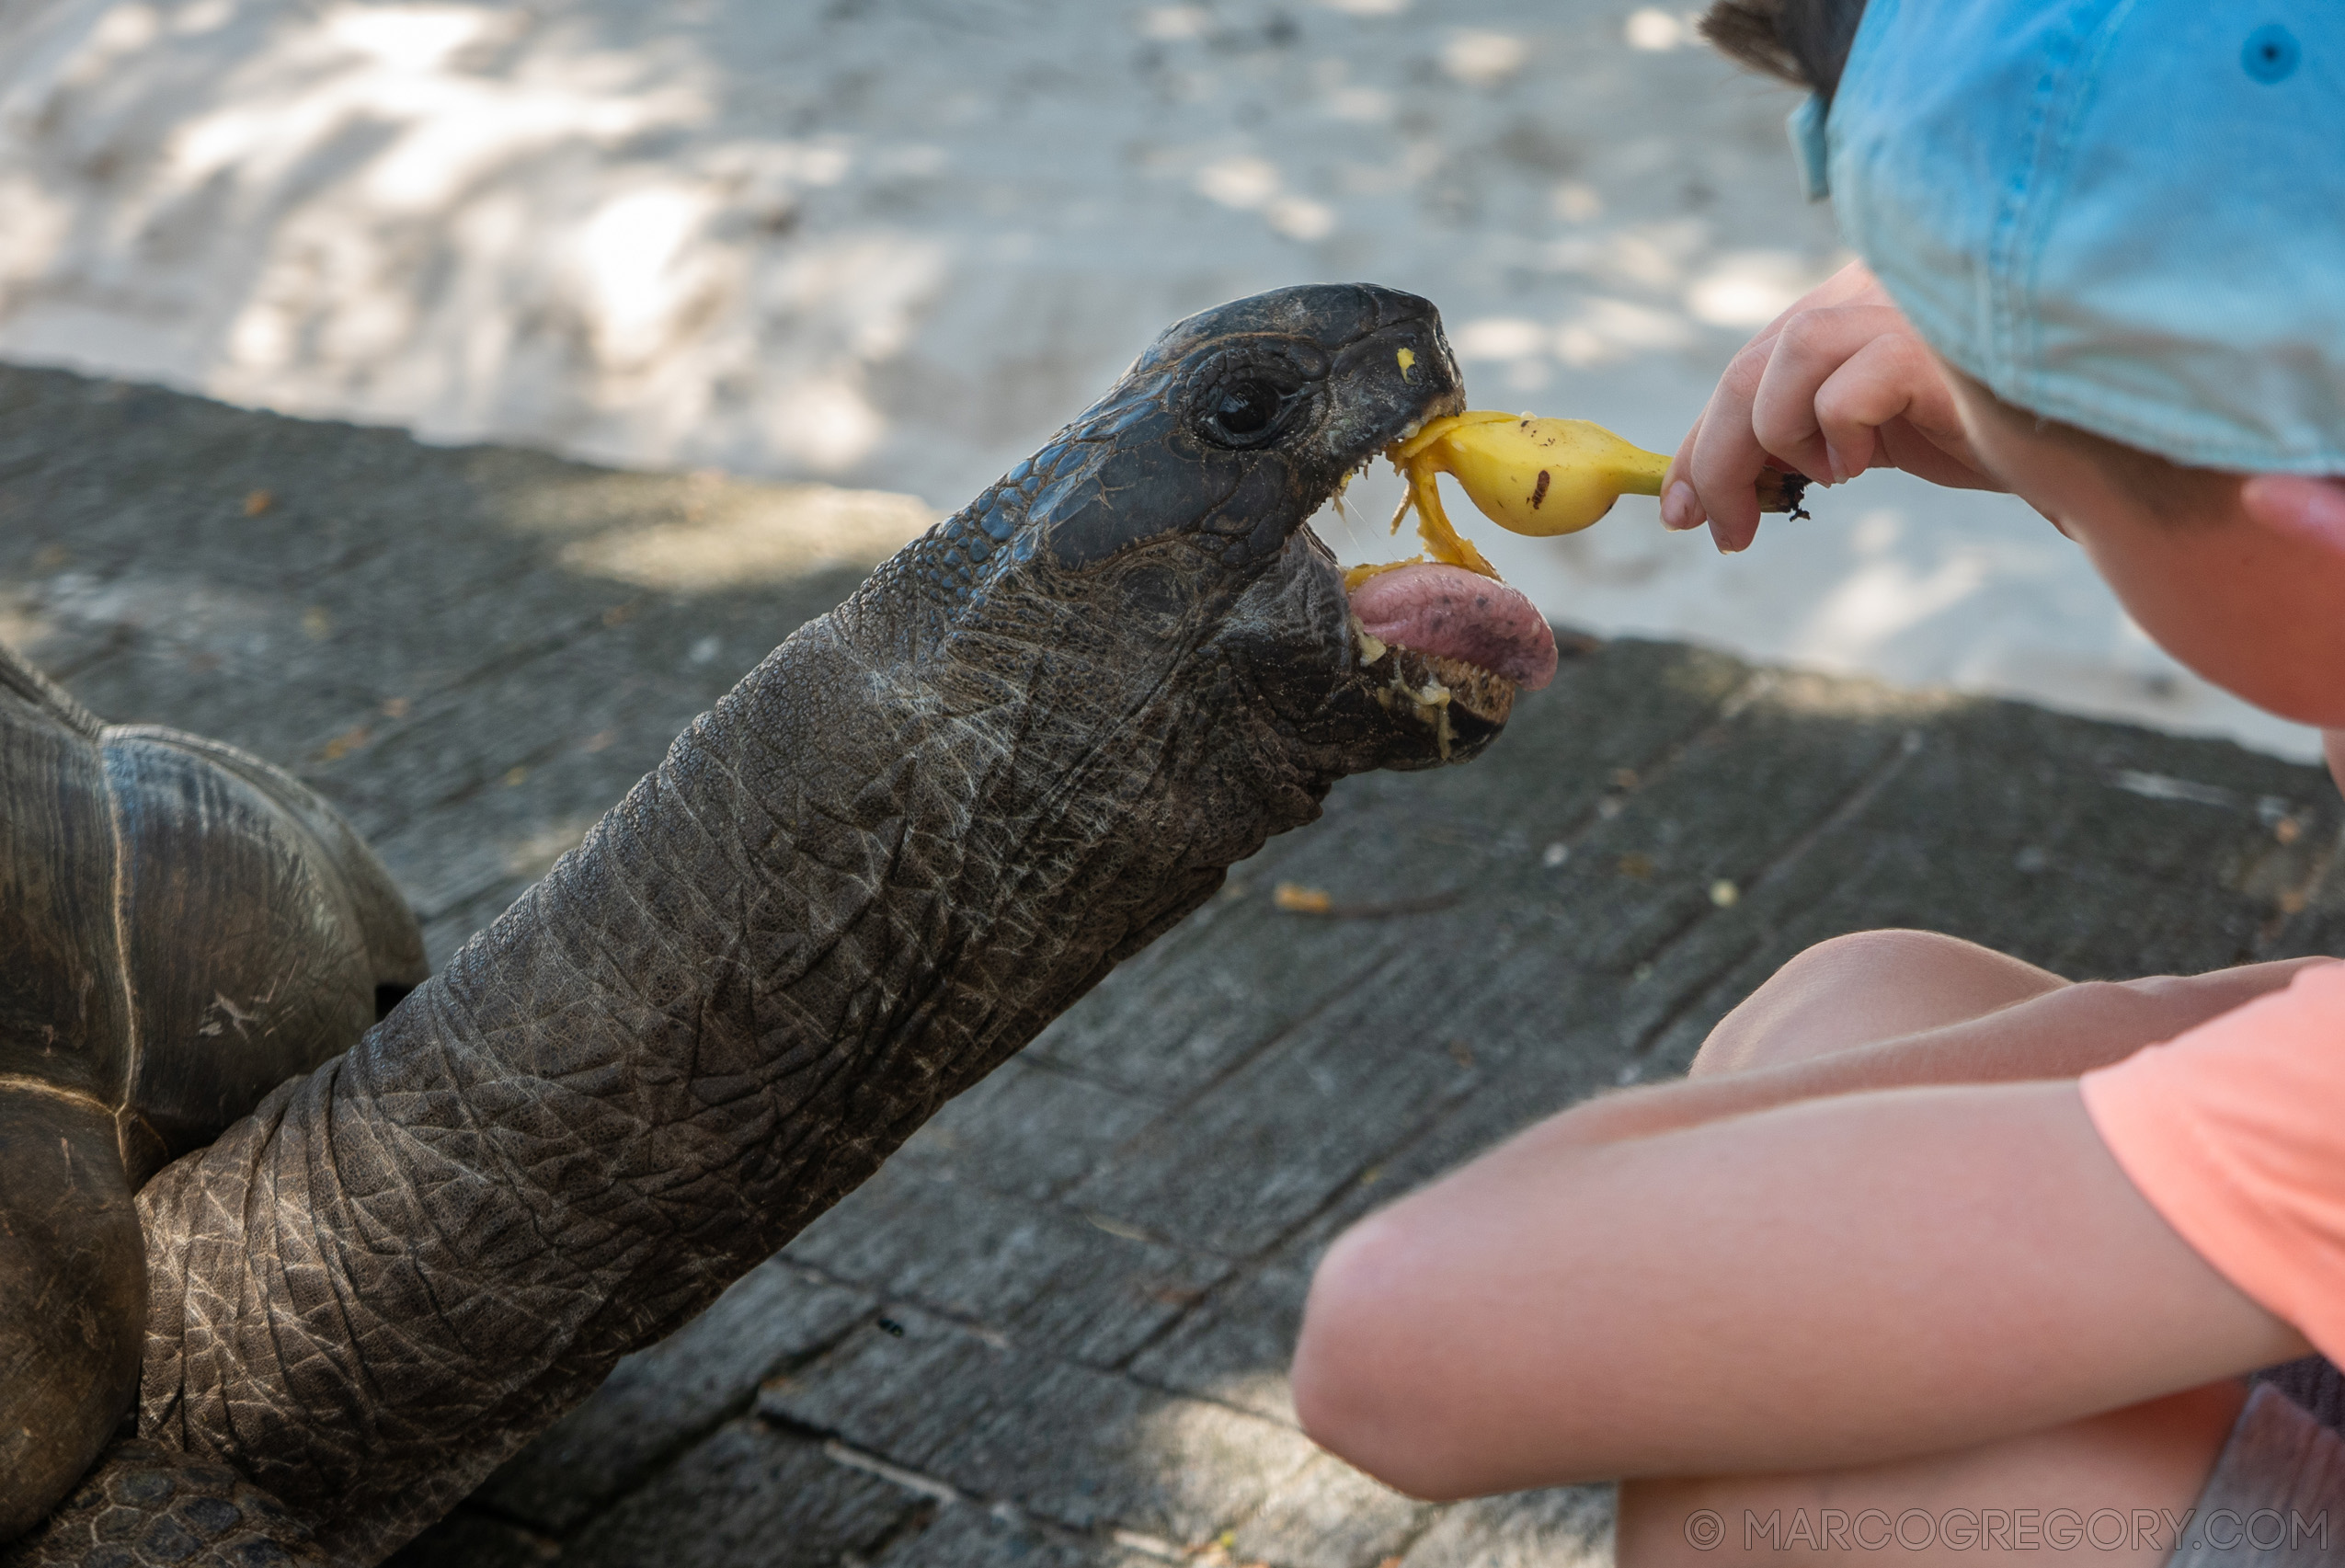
[851,283,1552,802]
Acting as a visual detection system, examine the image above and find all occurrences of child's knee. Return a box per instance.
[1692,929,2064,1078]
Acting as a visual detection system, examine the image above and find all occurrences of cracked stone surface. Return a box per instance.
[3,361,2339,1566]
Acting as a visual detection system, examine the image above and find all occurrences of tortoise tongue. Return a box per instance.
[1347,563,1559,690]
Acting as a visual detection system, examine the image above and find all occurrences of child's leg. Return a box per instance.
[1295,928,2321,1504]
[1650,932,2327,1118]
[1692,929,2068,1078]
[1619,932,2251,1567]
[1617,1381,2246,1567]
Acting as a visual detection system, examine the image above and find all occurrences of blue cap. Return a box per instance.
[1826,0,2344,475]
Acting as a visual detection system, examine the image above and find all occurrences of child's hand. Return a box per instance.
[1662,261,2004,553]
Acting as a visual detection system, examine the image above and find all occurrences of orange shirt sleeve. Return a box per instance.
[2081,960,2345,1364]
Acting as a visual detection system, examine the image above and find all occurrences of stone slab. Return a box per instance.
[884,1057,1168,1205]
[551,1421,929,1568]
[868,1505,1158,1568]
[1229,1455,1429,1568]
[479,1259,875,1532]
[761,1309,1321,1547]
[784,1165,1229,1369]
[1399,1486,1616,1568]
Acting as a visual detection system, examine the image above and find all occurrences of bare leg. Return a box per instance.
[1296,927,2313,1505]
[1621,931,2244,1567]
[1693,929,2070,1078]
[1618,1384,2243,1567]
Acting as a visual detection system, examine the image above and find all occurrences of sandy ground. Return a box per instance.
[0,0,2316,760]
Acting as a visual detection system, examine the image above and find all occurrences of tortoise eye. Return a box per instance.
[1199,375,1301,448]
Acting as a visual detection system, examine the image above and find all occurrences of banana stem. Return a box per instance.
[1617,449,1670,498]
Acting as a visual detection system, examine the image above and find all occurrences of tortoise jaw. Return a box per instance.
[1335,553,1551,764]
[1344,613,1516,764]
[1310,314,1467,511]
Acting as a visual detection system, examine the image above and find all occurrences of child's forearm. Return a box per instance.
[1561,958,2330,1149]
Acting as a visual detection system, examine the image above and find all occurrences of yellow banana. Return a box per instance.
[1398,412,1668,539]
[1362,412,1812,586]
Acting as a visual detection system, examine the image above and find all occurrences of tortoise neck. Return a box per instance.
[135,601,1274,1562]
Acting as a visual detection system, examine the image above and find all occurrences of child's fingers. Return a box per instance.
[1805,325,1951,479]
[1740,258,1887,347]
[1819,333,2001,490]
[1660,422,1706,532]
[1678,334,1784,550]
[1662,262,1893,545]
[1873,419,2013,493]
[1805,257,1893,310]
[1748,305,1919,484]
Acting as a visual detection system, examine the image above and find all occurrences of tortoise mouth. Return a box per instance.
[1318,433,1559,746]
[1345,627,1521,758]
[1301,352,1550,746]
[1345,563,1557,692]
[1339,565,1551,758]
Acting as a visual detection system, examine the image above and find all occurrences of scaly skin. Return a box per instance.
[6,285,1497,1565]
[12,1442,326,1568]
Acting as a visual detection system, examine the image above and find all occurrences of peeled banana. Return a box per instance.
[1357,412,1811,585]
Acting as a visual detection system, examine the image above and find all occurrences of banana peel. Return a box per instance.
[1347,412,1812,589]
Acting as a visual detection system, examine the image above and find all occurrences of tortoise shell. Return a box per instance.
[0,644,424,1540]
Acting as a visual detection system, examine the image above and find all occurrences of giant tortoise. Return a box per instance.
[0,284,1559,1564]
